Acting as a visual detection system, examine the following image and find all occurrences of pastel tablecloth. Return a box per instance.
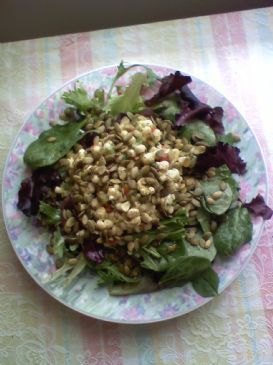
[1,6,273,365]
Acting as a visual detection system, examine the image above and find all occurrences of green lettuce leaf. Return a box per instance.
[24,120,86,169]
[64,254,87,287]
[39,202,61,226]
[109,276,158,296]
[192,266,219,297]
[180,120,216,147]
[109,73,146,116]
[217,133,239,145]
[52,227,65,259]
[214,206,253,256]
[159,256,211,287]
[96,261,139,285]
[62,85,92,112]
[201,177,233,215]
[152,94,181,122]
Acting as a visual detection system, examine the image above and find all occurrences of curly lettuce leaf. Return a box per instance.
[146,71,192,106]
[96,261,139,285]
[243,194,273,220]
[196,142,247,175]
[109,73,146,116]
[62,85,92,113]
[39,202,61,226]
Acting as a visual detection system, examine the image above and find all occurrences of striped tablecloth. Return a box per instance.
[1,7,273,365]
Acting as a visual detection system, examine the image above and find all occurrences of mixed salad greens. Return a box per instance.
[17,62,272,297]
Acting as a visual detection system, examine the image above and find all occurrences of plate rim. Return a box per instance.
[1,62,269,324]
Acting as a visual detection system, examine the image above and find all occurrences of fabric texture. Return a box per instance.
[0,7,273,365]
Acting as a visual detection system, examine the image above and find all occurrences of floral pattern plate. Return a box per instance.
[2,64,268,324]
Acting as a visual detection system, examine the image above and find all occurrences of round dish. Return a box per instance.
[2,64,267,324]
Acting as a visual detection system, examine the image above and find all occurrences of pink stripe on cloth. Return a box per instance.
[211,9,273,354]
[80,318,123,364]
[80,317,104,362]
[59,34,77,82]
[101,322,123,365]
[76,33,93,74]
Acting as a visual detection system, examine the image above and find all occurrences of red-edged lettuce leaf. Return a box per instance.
[145,71,191,106]
[244,194,273,220]
[203,107,225,135]
[17,167,61,216]
[83,240,104,264]
[195,142,247,175]
[175,85,224,134]
[175,105,211,126]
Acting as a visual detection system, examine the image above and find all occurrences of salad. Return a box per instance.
[17,62,272,297]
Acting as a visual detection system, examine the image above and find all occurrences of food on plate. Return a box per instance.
[17,62,273,297]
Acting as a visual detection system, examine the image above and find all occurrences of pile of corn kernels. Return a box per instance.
[55,113,207,252]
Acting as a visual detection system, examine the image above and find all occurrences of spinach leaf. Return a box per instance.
[192,266,219,297]
[214,206,253,256]
[141,251,168,272]
[201,177,233,215]
[215,165,239,201]
[109,276,158,296]
[136,209,188,246]
[159,256,211,287]
[24,120,86,169]
[157,238,186,257]
[96,261,139,285]
[184,235,216,262]
[141,238,186,272]
[180,120,216,147]
[160,209,188,228]
[39,202,61,226]
[197,207,211,233]
[109,73,146,116]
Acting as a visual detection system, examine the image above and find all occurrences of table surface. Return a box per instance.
[1,6,273,365]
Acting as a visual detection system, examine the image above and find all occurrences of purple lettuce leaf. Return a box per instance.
[17,167,61,216]
[145,71,192,106]
[180,84,203,109]
[204,107,225,135]
[175,105,211,126]
[195,142,247,175]
[175,85,225,134]
[83,240,104,264]
[244,194,273,220]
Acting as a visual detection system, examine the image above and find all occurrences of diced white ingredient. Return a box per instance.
[166,168,180,181]
[156,161,170,170]
[168,148,180,162]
